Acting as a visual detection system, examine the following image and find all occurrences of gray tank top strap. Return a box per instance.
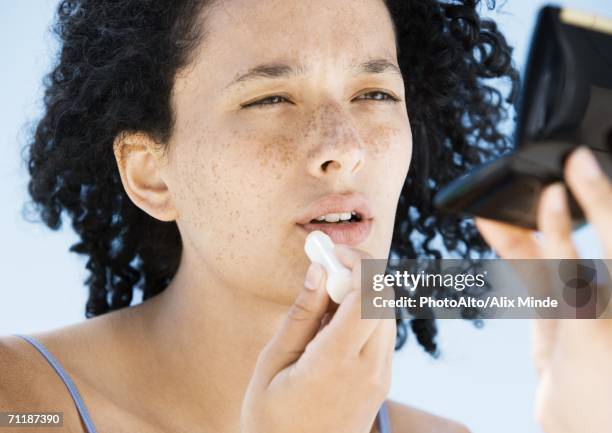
[377,399,392,433]
[14,334,98,433]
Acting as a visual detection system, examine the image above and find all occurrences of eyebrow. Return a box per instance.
[224,58,402,90]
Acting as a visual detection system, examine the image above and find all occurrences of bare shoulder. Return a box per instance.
[0,303,162,433]
[387,399,471,433]
[0,307,136,407]
[0,334,74,410]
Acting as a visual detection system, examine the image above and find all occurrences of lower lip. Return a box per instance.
[297,219,373,246]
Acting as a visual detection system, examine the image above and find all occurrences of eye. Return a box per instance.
[241,95,291,109]
[355,91,400,102]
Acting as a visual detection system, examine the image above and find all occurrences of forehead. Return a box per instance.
[200,0,398,75]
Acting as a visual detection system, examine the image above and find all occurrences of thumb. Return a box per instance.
[255,262,330,385]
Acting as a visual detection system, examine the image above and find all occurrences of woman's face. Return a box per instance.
[163,0,412,303]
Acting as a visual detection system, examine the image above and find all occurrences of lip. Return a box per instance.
[296,192,374,225]
[296,192,374,246]
[297,218,373,246]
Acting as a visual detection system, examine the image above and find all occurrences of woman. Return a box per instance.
[0,0,565,431]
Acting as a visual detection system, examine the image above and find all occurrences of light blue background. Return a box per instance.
[1,1,610,432]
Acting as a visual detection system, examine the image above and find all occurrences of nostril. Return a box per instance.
[321,160,341,172]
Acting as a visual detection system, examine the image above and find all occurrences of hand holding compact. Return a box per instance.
[475,146,612,433]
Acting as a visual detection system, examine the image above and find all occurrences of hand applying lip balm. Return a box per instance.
[242,229,396,433]
[304,230,353,303]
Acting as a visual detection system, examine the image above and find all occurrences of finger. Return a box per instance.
[537,182,578,259]
[333,243,389,313]
[318,311,331,332]
[475,217,553,303]
[475,217,542,259]
[256,262,330,385]
[530,184,568,377]
[315,245,380,356]
[359,319,395,398]
[317,287,381,357]
[319,300,340,331]
[334,244,368,292]
[335,242,397,366]
[564,146,612,258]
[360,317,396,369]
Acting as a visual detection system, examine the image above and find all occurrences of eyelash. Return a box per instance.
[241,91,400,109]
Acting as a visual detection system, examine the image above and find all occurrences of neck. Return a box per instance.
[135,247,291,433]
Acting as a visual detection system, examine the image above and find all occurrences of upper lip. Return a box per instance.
[296,192,374,225]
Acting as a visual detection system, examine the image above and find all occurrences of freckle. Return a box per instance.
[257,134,296,166]
[367,126,401,158]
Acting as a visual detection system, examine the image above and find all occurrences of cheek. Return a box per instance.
[359,123,411,257]
[255,133,297,169]
[223,119,301,174]
[169,132,300,297]
[364,122,412,185]
[365,124,397,158]
[169,128,294,251]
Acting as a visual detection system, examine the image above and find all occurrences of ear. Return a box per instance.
[113,131,178,222]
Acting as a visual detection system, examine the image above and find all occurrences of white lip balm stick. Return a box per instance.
[304,230,353,303]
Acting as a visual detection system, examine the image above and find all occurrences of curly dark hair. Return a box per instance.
[25,0,519,356]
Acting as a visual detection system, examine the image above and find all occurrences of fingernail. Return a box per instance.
[573,146,602,180]
[547,183,567,214]
[304,262,322,291]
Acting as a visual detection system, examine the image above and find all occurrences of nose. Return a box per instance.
[306,105,365,178]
